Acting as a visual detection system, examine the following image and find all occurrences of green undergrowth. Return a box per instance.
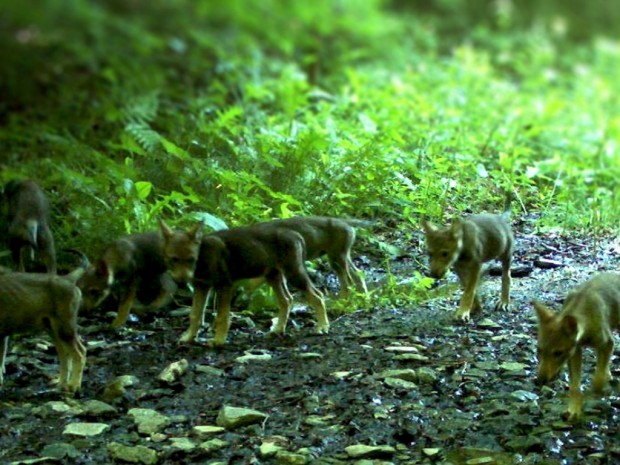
[1,1,619,308]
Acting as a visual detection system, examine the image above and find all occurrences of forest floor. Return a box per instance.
[1,216,620,465]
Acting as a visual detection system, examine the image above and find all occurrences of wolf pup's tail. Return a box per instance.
[344,219,376,228]
[25,219,39,259]
[62,248,91,283]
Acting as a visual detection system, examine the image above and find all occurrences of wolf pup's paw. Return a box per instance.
[110,320,125,330]
[206,339,225,349]
[60,384,79,398]
[454,309,471,322]
[269,318,286,335]
[564,408,583,423]
[494,301,509,312]
[178,331,197,345]
[315,323,330,334]
[592,372,612,394]
[565,397,584,423]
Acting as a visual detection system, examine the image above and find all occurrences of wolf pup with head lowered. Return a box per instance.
[159,220,327,347]
[4,180,56,273]
[77,232,176,328]
[256,217,368,296]
[422,194,513,321]
[0,268,87,395]
[533,272,620,421]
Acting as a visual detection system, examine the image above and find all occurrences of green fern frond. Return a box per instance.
[120,92,161,153]
[122,92,160,124]
[125,122,161,152]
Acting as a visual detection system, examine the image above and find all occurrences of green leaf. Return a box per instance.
[194,212,228,231]
[160,137,190,161]
[135,181,153,200]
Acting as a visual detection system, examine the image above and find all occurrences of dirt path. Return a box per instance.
[1,228,619,464]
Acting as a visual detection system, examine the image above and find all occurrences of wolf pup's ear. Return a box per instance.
[159,219,174,240]
[561,314,581,340]
[421,219,436,233]
[188,220,205,242]
[449,219,463,239]
[94,259,112,281]
[532,300,553,324]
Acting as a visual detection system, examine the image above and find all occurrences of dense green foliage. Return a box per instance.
[1,0,619,258]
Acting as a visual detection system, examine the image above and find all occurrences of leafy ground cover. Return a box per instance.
[1,0,619,257]
[0,217,619,464]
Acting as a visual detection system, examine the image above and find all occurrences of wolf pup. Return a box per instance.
[533,272,620,421]
[421,194,513,321]
[4,180,56,273]
[256,217,368,297]
[159,220,328,347]
[0,269,87,395]
[77,232,176,328]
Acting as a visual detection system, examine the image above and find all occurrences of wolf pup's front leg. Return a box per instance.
[454,262,482,321]
[180,286,210,344]
[209,287,234,348]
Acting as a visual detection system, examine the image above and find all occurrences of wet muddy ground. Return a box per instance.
[1,218,619,464]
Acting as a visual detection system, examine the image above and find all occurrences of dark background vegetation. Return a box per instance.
[1,0,619,263]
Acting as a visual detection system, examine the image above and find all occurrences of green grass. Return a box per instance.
[1,0,619,259]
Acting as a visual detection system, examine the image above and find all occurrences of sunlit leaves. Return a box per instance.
[2,0,620,253]
[134,181,153,201]
[160,138,190,161]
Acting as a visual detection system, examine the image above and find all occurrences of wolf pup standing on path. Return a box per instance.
[421,193,514,321]
[255,216,369,297]
[160,220,328,347]
[77,232,176,329]
[533,272,620,421]
[0,268,87,395]
[4,180,56,274]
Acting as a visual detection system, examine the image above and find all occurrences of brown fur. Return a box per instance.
[533,272,620,421]
[422,197,513,321]
[0,270,86,394]
[77,232,176,328]
[160,220,327,347]
[5,180,56,273]
[255,217,368,296]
